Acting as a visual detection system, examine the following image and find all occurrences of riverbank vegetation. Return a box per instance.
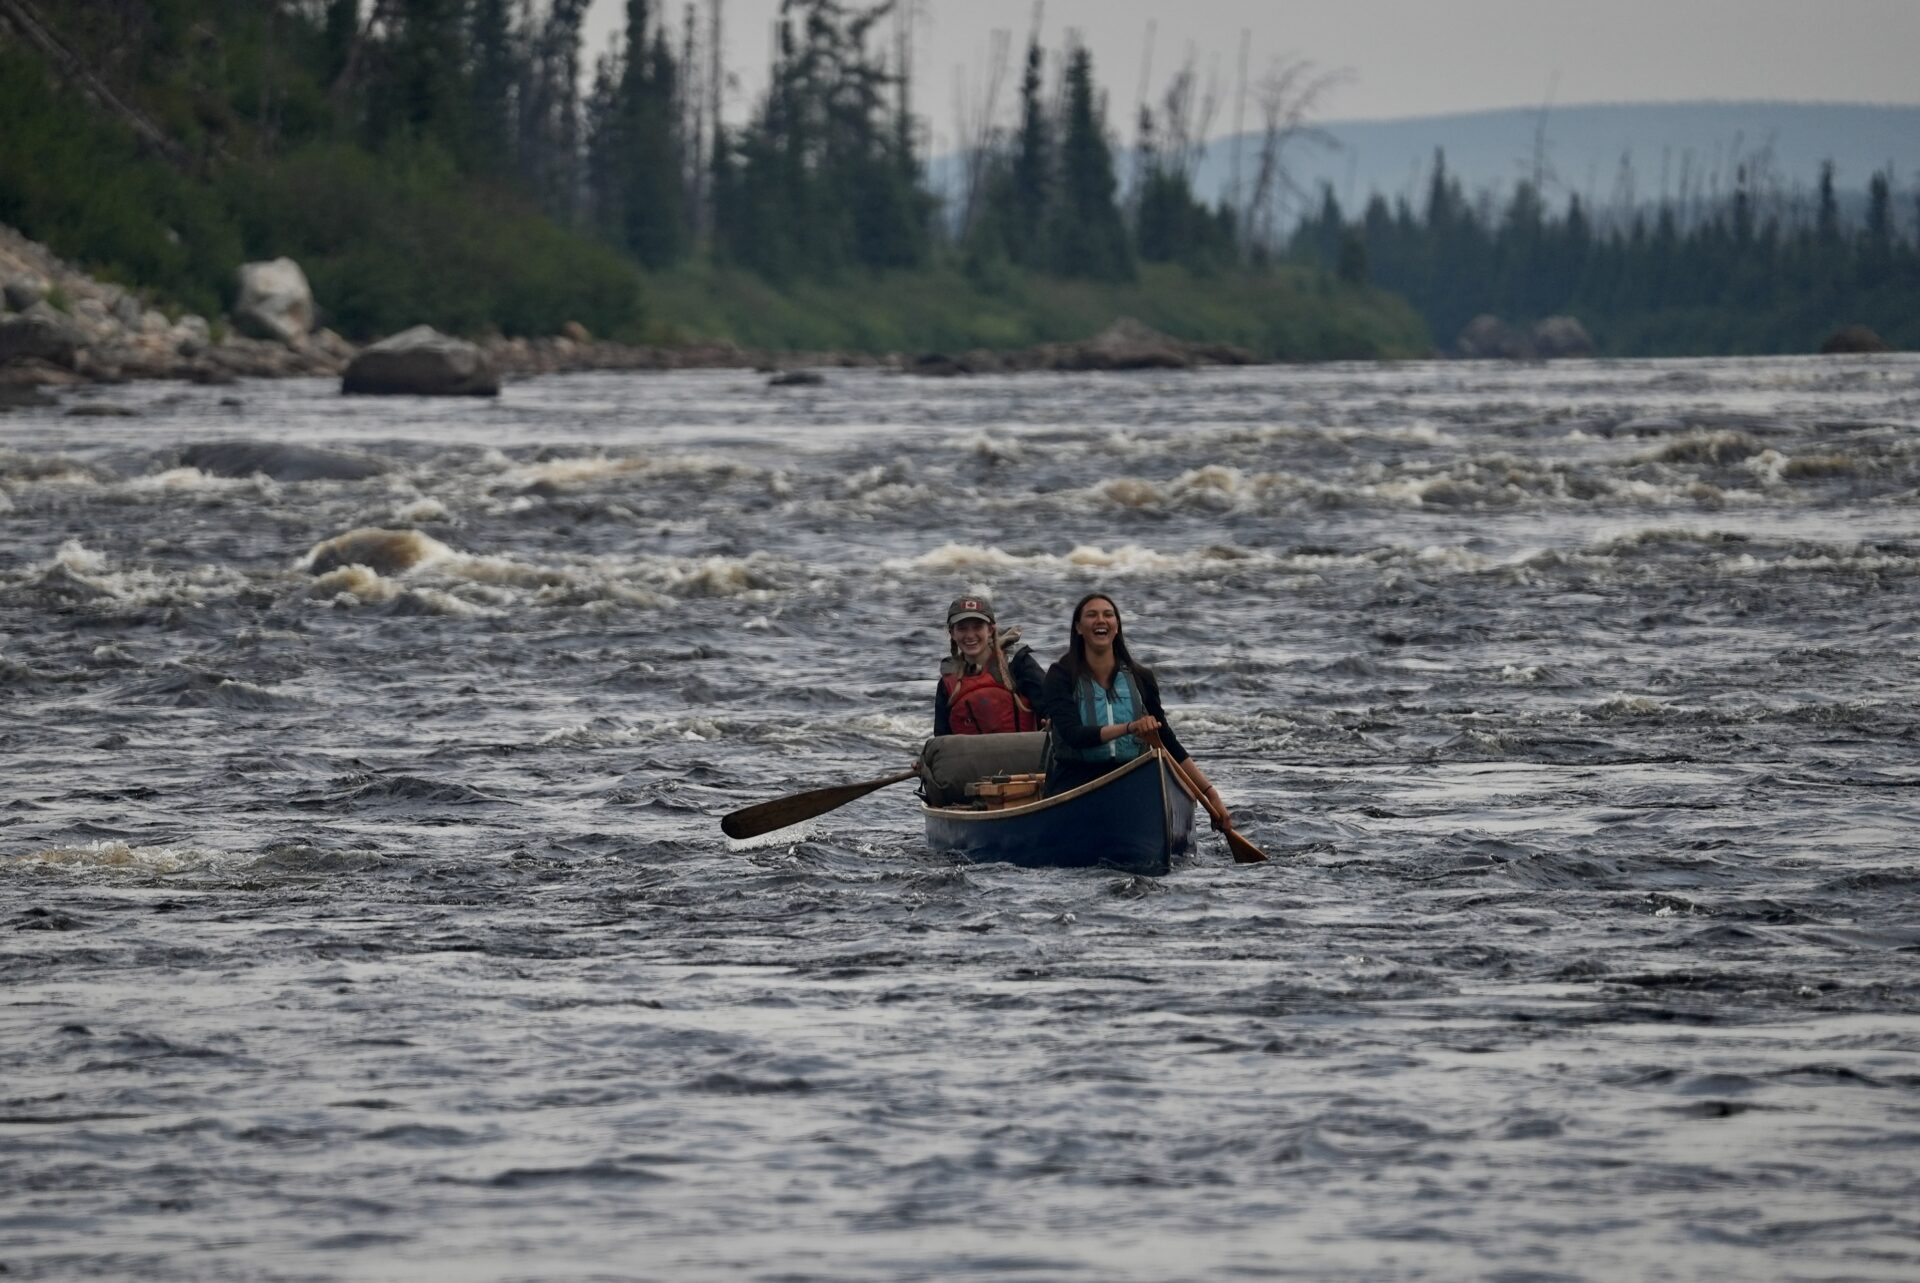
[0,0,1424,358]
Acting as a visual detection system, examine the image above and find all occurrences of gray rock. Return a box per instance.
[1456,314,1535,360]
[305,527,437,576]
[1532,315,1596,358]
[71,297,115,337]
[0,303,87,368]
[0,384,59,410]
[767,369,825,387]
[1050,317,1194,371]
[172,315,211,356]
[106,289,144,329]
[342,325,499,397]
[179,440,390,482]
[909,353,971,378]
[1820,325,1891,354]
[234,258,315,344]
[3,277,49,312]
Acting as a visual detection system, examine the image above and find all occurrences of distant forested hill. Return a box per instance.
[1195,101,1920,222]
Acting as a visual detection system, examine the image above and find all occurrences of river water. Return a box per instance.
[4,357,1919,1281]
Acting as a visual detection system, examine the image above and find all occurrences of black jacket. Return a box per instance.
[1039,660,1189,763]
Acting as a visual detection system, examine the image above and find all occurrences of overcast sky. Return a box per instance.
[582,0,1920,152]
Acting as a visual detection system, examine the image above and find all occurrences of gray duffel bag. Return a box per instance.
[917,732,1049,805]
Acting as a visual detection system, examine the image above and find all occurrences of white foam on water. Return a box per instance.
[310,564,401,602]
[499,451,759,490]
[537,721,647,747]
[1594,693,1674,718]
[0,450,102,486]
[394,496,452,522]
[407,587,497,617]
[881,541,1221,577]
[33,540,251,608]
[124,467,271,496]
[9,840,238,873]
[52,539,108,575]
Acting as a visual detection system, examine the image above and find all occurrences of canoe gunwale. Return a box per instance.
[916,748,1162,823]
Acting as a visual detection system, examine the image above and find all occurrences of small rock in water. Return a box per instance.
[768,369,825,387]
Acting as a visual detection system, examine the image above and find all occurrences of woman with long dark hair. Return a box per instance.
[1038,593,1230,826]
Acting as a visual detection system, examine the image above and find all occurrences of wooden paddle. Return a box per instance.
[721,768,919,840]
[1142,728,1268,864]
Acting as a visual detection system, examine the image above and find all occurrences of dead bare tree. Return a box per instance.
[1153,48,1222,187]
[0,0,203,166]
[1241,54,1348,256]
[1129,19,1155,196]
[680,3,704,235]
[950,27,1012,238]
[1227,28,1249,219]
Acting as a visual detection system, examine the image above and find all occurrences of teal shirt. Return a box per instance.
[1055,670,1145,762]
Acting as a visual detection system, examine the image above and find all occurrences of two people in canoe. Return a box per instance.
[934,590,1232,829]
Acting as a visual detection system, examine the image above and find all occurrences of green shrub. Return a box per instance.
[222,143,645,340]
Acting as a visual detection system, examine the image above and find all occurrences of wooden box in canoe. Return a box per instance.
[922,750,1196,876]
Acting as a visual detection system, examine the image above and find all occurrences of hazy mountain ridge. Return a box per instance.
[1196,100,1920,220]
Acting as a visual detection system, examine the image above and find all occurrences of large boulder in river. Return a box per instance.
[1820,324,1891,354]
[1048,317,1195,371]
[179,441,390,482]
[1531,315,1596,358]
[1455,314,1534,360]
[233,258,315,344]
[342,325,500,397]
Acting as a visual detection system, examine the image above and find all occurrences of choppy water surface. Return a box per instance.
[5,357,1920,1281]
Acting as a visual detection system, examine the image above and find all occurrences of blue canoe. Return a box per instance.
[921,750,1196,876]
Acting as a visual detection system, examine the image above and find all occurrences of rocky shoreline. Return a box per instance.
[0,221,1274,405]
[0,224,354,395]
[25,220,1812,406]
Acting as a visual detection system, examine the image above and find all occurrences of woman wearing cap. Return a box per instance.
[935,595,1046,736]
[1039,592,1231,828]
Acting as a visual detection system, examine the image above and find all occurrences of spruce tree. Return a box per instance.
[1047,46,1131,281]
[1008,36,1050,269]
[613,0,687,268]
[469,0,516,171]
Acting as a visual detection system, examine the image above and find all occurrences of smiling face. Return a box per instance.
[949,617,992,661]
[1073,596,1120,654]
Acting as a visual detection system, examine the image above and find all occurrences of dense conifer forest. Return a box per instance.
[0,0,1417,356]
[1290,151,1920,353]
[1,0,1907,355]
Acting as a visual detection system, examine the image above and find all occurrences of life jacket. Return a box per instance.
[1052,669,1145,762]
[940,664,1041,735]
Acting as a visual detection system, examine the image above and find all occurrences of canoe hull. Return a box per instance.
[921,751,1195,876]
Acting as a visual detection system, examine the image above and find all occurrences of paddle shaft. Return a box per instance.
[721,768,918,840]
[1142,728,1268,864]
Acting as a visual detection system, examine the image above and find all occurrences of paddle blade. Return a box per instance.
[1224,828,1269,864]
[721,769,918,840]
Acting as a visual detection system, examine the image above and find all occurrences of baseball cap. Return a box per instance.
[946,595,995,626]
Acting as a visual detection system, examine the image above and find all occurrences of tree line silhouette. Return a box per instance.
[1289,151,1920,353]
[258,0,1262,284]
[6,0,1907,353]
